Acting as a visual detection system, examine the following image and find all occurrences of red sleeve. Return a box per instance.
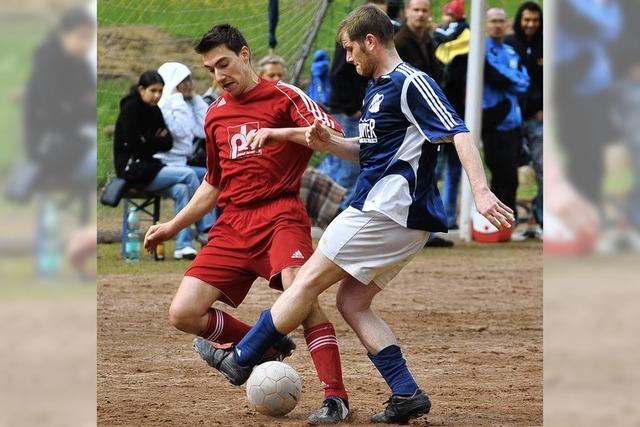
[274,82,344,135]
[204,107,221,187]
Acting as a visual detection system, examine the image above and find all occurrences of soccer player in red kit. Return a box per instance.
[144,24,351,424]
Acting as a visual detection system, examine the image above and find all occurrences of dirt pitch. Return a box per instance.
[98,242,542,426]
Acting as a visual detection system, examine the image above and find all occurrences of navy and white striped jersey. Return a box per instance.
[349,62,469,231]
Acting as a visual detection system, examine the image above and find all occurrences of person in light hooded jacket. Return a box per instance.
[156,62,215,238]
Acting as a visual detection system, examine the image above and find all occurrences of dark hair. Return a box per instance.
[513,1,543,41]
[59,7,95,32]
[130,70,164,94]
[194,23,249,56]
[336,5,394,47]
[386,0,404,20]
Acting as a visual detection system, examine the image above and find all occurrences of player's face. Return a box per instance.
[260,63,286,81]
[520,10,541,39]
[202,44,253,97]
[405,0,432,31]
[138,83,163,107]
[486,10,507,40]
[342,35,374,79]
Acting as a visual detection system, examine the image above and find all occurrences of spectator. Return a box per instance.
[156,62,215,240]
[256,54,287,81]
[481,8,530,230]
[113,71,201,259]
[23,7,96,194]
[505,2,543,235]
[394,0,442,80]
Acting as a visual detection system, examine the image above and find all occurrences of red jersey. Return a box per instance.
[203,79,343,208]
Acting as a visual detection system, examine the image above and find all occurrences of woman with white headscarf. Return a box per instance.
[156,62,215,238]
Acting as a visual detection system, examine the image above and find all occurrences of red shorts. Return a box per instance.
[185,195,313,307]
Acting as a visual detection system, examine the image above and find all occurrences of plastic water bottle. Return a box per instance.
[125,207,141,262]
[37,200,63,278]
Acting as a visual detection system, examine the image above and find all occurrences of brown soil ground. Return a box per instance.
[98,242,542,426]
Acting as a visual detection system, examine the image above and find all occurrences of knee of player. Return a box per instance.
[336,293,370,317]
[168,302,196,332]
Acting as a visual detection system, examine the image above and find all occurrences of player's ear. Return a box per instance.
[364,34,376,51]
[240,46,251,64]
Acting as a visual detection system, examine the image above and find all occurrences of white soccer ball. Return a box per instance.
[246,361,302,416]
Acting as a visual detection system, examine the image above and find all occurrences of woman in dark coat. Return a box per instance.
[113,71,201,259]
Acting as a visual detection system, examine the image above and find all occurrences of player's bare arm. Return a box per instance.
[144,180,220,252]
[305,119,360,162]
[248,122,358,162]
[452,131,514,229]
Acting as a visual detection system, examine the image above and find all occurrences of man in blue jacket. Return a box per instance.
[481,8,529,216]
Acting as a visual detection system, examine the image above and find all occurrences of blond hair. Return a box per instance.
[336,5,394,47]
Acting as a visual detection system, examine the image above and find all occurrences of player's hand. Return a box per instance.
[249,128,279,150]
[474,188,514,230]
[305,120,331,151]
[144,222,177,253]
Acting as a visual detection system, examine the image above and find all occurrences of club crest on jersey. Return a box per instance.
[368,92,384,113]
[227,122,262,159]
[359,119,378,144]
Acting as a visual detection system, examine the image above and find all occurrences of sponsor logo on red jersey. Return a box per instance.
[227,122,262,159]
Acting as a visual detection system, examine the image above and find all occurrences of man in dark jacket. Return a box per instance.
[505,1,543,231]
[394,0,442,80]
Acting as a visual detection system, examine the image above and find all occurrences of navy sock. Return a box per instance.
[234,309,284,367]
[368,345,419,397]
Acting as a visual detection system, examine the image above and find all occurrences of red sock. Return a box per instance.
[304,323,349,403]
[198,308,251,344]
[198,308,279,357]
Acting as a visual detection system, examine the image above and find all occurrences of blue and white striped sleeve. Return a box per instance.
[398,65,468,143]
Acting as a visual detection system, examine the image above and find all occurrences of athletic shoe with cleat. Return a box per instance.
[307,397,351,425]
[371,389,431,424]
[193,337,251,385]
[193,336,296,385]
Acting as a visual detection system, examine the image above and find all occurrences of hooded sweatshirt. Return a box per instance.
[307,49,331,105]
[154,62,208,166]
[505,2,543,119]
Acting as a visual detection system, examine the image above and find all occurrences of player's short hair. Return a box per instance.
[194,23,249,56]
[336,5,394,48]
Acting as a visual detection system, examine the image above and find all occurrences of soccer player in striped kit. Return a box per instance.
[144,24,351,424]
[197,6,514,424]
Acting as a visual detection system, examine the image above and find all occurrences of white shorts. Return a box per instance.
[318,207,429,289]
